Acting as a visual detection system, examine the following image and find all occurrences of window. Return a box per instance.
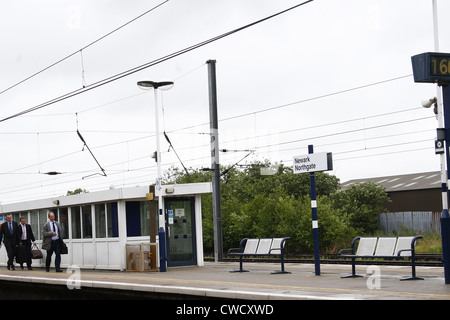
[39,209,48,240]
[95,202,119,238]
[140,201,150,237]
[107,202,119,238]
[82,205,92,239]
[95,204,106,238]
[71,206,81,239]
[30,211,39,240]
[126,201,150,237]
[12,213,21,223]
[59,208,69,239]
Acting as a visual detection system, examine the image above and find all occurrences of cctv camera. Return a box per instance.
[422,97,437,108]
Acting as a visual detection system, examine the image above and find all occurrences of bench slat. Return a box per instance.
[355,237,377,256]
[243,239,259,254]
[269,238,285,255]
[374,237,397,256]
[256,239,273,254]
[395,236,414,257]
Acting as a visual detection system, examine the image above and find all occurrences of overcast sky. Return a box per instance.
[0,0,449,204]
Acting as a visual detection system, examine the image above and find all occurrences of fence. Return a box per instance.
[379,211,441,234]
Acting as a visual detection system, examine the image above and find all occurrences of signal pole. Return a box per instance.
[207,59,223,262]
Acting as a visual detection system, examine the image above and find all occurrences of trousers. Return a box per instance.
[46,239,61,271]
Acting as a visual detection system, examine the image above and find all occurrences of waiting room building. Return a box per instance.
[0,182,211,271]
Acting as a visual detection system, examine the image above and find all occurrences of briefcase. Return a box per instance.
[31,244,43,259]
[15,244,26,264]
[61,241,68,255]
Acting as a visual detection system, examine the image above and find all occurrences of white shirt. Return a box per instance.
[21,223,26,240]
[51,221,59,240]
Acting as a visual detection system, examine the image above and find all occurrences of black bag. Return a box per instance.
[61,240,68,255]
[15,244,27,264]
[31,244,43,259]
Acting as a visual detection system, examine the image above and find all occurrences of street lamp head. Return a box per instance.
[137,80,174,91]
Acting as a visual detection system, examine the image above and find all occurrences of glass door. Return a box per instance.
[165,197,196,266]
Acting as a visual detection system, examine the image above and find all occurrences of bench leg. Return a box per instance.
[400,255,423,281]
[230,256,249,273]
[341,258,363,278]
[272,252,291,274]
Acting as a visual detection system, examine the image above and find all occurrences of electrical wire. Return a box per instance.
[0,0,314,123]
[0,0,170,96]
[0,105,432,177]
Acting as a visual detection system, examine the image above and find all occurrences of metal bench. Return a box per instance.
[227,237,290,274]
[338,236,423,281]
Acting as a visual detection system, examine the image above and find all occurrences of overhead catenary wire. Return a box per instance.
[0,105,433,177]
[0,0,170,96]
[77,129,107,179]
[0,0,314,123]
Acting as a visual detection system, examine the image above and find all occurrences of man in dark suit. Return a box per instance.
[18,216,36,270]
[0,214,21,270]
[42,211,63,272]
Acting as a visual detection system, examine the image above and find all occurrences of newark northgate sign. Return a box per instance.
[293,146,333,275]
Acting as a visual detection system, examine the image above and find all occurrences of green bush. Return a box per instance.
[165,161,388,255]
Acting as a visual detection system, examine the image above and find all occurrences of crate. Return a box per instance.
[126,243,158,271]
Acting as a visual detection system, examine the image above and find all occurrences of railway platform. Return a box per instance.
[0,261,449,300]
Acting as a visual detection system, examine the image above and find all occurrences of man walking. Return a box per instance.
[18,216,36,270]
[0,214,20,270]
[42,211,63,272]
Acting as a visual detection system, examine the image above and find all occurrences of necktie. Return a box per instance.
[9,222,12,234]
[53,222,58,239]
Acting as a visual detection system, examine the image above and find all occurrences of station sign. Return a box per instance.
[293,152,333,174]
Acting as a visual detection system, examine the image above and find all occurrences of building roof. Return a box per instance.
[0,182,212,213]
[340,171,442,192]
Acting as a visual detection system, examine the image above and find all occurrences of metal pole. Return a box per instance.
[154,88,166,272]
[431,0,450,284]
[308,144,320,275]
[207,59,223,262]
[432,0,448,212]
[441,84,450,283]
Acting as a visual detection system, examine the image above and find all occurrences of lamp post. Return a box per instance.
[137,80,174,272]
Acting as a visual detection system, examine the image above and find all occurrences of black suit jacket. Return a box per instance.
[18,223,35,243]
[1,221,20,247]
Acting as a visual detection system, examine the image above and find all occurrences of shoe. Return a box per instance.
[10,266,15,271]
[55,269,63,272]
[7,265,10,270]
[27,267,33,270]
[45,268,50,272]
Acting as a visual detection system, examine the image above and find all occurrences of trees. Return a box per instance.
[165,162,389,254]
[331,182,390,234]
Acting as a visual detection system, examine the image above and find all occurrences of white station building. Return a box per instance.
[0,182,211,271]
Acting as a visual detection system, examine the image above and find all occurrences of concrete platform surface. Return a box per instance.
[1,261,450,300]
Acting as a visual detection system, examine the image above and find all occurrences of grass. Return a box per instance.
[374,229,442,254]
[415,233,442,254]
